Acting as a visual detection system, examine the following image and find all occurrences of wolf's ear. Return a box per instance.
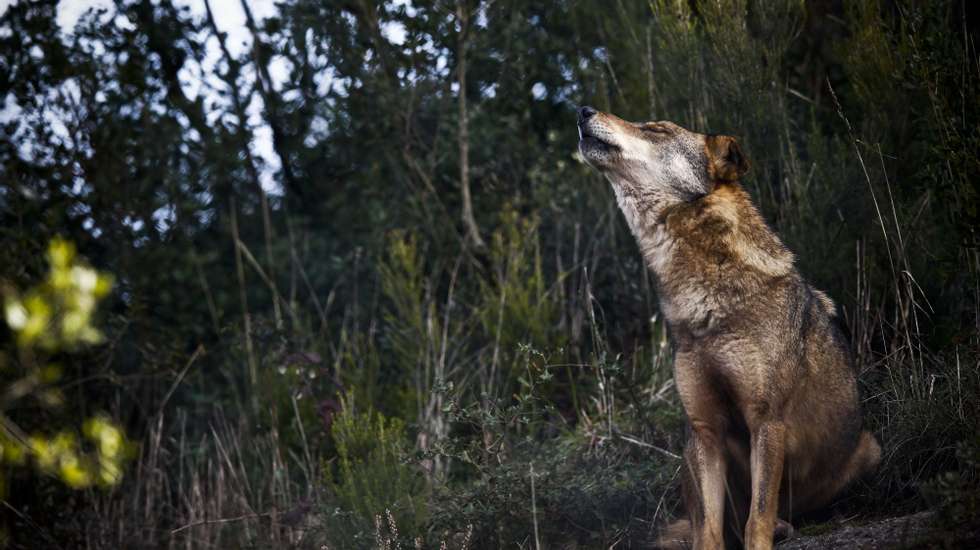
[706,135,749,181]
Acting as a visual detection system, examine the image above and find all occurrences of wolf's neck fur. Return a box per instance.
[609,180,677,241]
[612,180,795,327]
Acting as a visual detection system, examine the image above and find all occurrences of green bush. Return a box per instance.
[322,393,428,548]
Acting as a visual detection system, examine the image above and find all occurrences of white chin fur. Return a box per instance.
[579,139,613,167]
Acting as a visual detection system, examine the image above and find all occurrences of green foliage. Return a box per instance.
[0,0,977,546]
[479,206,565,373]
[323,393,428,548]
[430,433,679,548]
[427,352,681,547]
[1,238,132,494]
[378,230,438,421]
[3,238,112,350]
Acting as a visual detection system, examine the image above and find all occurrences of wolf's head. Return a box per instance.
[577,106,748,207]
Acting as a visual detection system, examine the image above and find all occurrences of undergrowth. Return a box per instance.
[1,1,977,548]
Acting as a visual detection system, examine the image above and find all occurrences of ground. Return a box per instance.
[777,512,980,549]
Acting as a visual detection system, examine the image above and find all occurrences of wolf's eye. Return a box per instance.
[643,125,669,135]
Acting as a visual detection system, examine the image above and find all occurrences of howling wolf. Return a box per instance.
[576,106,880,550]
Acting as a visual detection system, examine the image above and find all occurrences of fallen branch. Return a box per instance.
[170,512,270,535]
[617,433,682,460]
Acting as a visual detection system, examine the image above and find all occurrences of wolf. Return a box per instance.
[576,106,880,550]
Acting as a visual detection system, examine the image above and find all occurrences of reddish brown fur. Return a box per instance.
[577,109,880,550]
[660,180,879,549]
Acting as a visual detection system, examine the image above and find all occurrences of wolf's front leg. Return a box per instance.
[744,420,786,550]
[684,420,727,550]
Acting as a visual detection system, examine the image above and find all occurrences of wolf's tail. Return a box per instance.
[655,519,691,549]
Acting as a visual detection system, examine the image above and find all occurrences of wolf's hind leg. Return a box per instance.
[854,431,882,477]
[805,430,881,509]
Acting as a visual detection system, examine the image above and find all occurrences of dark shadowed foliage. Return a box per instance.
[0,0,977,548]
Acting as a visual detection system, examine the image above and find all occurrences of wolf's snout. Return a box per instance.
[577,106,597,123]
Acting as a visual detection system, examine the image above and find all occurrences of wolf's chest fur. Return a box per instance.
[616,182,796,336]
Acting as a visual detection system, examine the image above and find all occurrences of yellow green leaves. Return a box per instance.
[325,393,427,539]
[1,238,131,492]
[3,238,113,350]
[18,417,133,489]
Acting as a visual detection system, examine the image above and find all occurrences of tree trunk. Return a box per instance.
[457,1,486,250]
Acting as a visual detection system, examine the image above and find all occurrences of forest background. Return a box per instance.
[0,0,978,547]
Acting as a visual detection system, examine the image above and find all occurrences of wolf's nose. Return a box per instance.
[577,106,597,123]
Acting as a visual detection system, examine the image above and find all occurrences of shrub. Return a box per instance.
[322,393,428,548]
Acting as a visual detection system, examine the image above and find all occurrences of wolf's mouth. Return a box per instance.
[578,125,617,150]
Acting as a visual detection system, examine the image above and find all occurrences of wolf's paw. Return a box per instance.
[775,518,795,541]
